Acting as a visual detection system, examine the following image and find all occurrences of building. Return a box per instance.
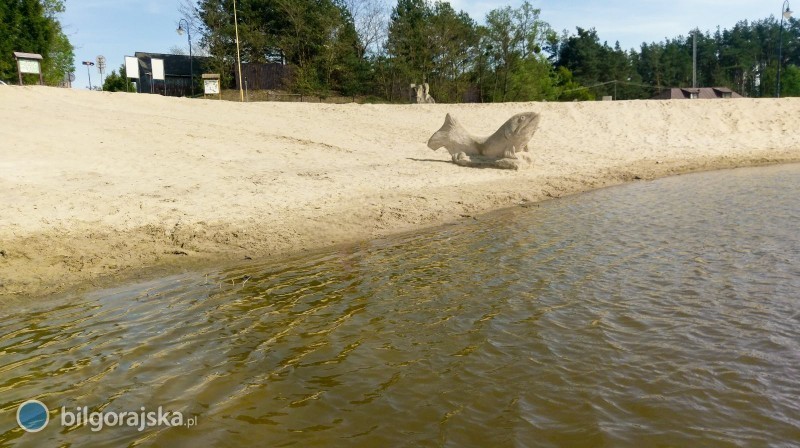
[131,52,291,96]
[132,52,212,97]
[653,87,743,100]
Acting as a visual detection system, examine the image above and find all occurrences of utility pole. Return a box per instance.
[233,0,244,102]
[692,30,697,88]
[96,55,106,90]
[777,1,793,97]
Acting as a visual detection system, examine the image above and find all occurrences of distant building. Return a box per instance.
[131,52,291,96]
[653,87,743,100]
[132,52,212,97]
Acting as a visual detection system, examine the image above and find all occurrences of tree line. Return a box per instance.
[0,0,74,86]
[184,0,800,101]
[4,0,798,100]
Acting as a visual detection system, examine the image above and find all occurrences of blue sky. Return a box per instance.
[62,0,783,90]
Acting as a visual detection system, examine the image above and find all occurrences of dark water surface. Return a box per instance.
[1,164,799,447]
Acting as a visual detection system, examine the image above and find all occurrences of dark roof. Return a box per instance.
[134,52,212,77]
[653,87,743,100]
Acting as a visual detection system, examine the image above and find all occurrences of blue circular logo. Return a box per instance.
[16,400,49,432]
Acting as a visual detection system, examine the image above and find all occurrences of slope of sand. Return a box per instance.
[1,86,799,298]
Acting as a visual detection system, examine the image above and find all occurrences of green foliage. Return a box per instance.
[478,1,555,102]
[193,0,800,102]
[554,66,594,101]
[0,0,74,85]
[551,16,800,99]
[386,0,433,84]
[197,0,362,94]
[779,64,800,96]
[102,64,135,92]
[554,28,647,99]
[426,2,478,102]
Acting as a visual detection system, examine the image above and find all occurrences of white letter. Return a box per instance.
[104,412,118,427]
[89,412,103,432]
[157,407,171,427]
[170,411,183,427]
[61,407,75,426]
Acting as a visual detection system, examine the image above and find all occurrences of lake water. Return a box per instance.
[1,164,799,447]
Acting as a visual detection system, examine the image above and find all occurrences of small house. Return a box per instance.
[653,87,743,100]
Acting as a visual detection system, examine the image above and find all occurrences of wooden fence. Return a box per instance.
[233,63,293,90]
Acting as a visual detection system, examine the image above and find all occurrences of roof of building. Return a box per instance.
[13,52,43,60]
[653,87,743,100]
[133,52,212,77]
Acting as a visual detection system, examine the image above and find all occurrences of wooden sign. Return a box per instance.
[202,74,221,99]
[13,52,44,85]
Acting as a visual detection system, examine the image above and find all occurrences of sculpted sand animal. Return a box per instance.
[427,112,541,169]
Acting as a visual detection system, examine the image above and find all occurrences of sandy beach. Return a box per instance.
[1,86,798,299]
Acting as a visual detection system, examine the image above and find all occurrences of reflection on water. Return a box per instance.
[1,164,799,447]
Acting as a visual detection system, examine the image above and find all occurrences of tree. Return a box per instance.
[386,0,432,83]
[0,0,74,85]
[342,0,389,58]
[102,64,135,92]
[554,66,594,101]
[779,64,800,96]
[196,0,361,94]
[427,2,478,102]
[481,1,555,102]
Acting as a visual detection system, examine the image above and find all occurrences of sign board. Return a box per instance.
[96,55,106,75]
[204,79,220,95]
[202,74,221,99]
[13,52,44,85]
[124,56,139,79]
[18,59,41,74]
[151,58,165,81]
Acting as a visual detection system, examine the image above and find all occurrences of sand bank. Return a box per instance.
[1,86,799,298]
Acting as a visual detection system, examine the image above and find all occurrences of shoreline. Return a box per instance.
[2,86,799,299]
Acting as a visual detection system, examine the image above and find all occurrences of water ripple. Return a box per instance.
[1,164,800,447]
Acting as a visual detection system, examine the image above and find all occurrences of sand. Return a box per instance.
[1,86,799,299]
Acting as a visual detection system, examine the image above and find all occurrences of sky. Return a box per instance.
[61,0,784,90]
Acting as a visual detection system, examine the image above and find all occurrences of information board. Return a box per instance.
[151,58,165,81]
[204,79,220,95]
[124,56,139,79]
[18,59,41,74]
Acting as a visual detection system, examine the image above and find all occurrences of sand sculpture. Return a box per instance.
[410,83,436,104]
[427,112,540,169]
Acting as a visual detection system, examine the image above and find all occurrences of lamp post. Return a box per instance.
[177,19,194,97]
[777,0,793,97]
[233,0,244,102]
[82,61,95,89]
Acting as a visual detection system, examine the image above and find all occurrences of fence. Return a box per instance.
[234,63,293,91]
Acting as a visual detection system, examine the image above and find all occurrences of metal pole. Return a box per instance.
[178,19,194,97]
[692,30,697,88]
[778,12,785,97]
[233,0,244,102]
[188,26,194,97]
[82,61,95,89]
[777,0,792,97]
